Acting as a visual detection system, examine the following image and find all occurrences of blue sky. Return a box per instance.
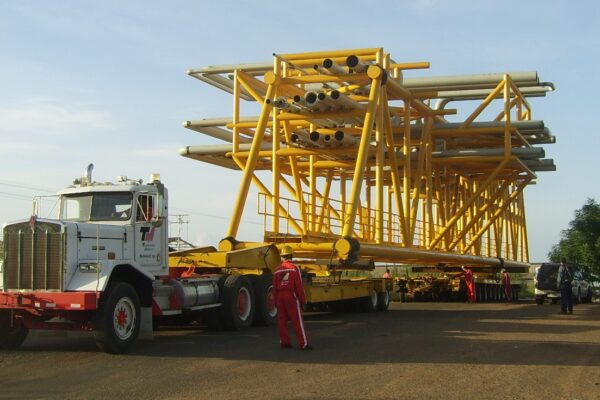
[1,1,599,262]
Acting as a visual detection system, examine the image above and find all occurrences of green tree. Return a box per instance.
[548,198,600,275]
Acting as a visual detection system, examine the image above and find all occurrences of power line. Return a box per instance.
[0,191,34,200]
[0,181,56,193]
[170,207,263,226]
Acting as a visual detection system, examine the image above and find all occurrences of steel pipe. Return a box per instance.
[322,58,347,75]
[345,55,369,73]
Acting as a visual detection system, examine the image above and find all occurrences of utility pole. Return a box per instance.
[170,214,189,251]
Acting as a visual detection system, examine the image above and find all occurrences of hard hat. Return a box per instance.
[280,245,293,256]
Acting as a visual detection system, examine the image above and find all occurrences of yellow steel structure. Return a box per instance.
[180,48,555,272]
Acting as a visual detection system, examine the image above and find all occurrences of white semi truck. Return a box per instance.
[0,165,283,353]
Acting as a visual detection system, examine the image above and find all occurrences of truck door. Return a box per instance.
[134,193,163,268]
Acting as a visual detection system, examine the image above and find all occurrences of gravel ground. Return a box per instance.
[1,301,599,400]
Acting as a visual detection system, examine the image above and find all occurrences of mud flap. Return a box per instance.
[138,307,154,340]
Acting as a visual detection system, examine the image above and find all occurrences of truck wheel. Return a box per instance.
[93,282,141,354]
[220,275,254,330]
[252,274,277,326]
[377,290,391,311]
[0,311,29,350]
[363,290,379,312]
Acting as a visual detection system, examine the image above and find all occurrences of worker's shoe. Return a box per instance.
[280,343,293,349]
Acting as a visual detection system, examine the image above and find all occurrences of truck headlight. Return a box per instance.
[79,262,101,273]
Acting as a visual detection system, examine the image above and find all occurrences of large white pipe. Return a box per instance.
[345,55,369,73]
[403,71,539,90]
[309,131,333,146]
[322,58,347,75]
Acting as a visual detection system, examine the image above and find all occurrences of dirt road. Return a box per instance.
[1,302,599,400]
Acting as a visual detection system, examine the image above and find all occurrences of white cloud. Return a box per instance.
[0,98,114,139]
[132,147,178,158]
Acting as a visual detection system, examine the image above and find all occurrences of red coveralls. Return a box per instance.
[502,272,512,302]
[273,260,309,349]
[463,268,475,303]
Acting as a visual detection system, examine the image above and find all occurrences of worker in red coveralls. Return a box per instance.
[460,265,476,303]
[273,246,311,350]
[501,269,512,302]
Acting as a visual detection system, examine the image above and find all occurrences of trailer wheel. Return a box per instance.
[362,290,379,312]
[93,282,140,354]
[377,290,391,311]
[220,275,254,330]
[252,274,277,326]
[0,311,29,350]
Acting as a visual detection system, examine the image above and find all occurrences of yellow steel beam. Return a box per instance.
[463,179,530,254]
[342,66,383,237]
[428,157,509,250]
[225,79,276,239]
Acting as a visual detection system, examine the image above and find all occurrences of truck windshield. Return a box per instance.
[60,192,133,222]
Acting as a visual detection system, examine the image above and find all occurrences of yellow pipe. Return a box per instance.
[280,74,370,86]
[448,177,513,250]
[231,157,304,237]
[464,179,529,253]
[226,81,277,238]
[504,74,512,159]
[403,99,412,244]
[233,70,240,154]
[237,71,268,103]
[375,97,384,244]
[272,110,280,234]
[460,80,505,128]
[428,157,509,250]
[316,170,334,233]
[390,61,430,70]
[342,66,383,238]
[310,155,316,232]
[381,91,408,244]
[277,48,382,61]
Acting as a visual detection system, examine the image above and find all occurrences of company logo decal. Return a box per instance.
[140,226,155,242]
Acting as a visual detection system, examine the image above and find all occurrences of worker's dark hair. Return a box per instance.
[561,257,567,264]
[282,254,293,260]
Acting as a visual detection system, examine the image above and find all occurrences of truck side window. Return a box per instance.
[136,195,155,222]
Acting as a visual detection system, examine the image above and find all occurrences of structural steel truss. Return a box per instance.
[181,48,555,271]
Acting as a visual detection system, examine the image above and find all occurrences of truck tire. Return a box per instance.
[377,290,391,311]
[220,275,254,331]
[363,290,379,312]
[93,282,141,354]
[0,311,29,350]
[252,274,277,326]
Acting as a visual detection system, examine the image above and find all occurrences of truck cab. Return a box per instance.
[1,166,170,353]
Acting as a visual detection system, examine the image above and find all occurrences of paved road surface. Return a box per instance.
[1,302,599,400]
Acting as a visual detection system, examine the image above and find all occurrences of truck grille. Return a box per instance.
[3,221,64,291]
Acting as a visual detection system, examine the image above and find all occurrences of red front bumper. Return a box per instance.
[0,291,100,311]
